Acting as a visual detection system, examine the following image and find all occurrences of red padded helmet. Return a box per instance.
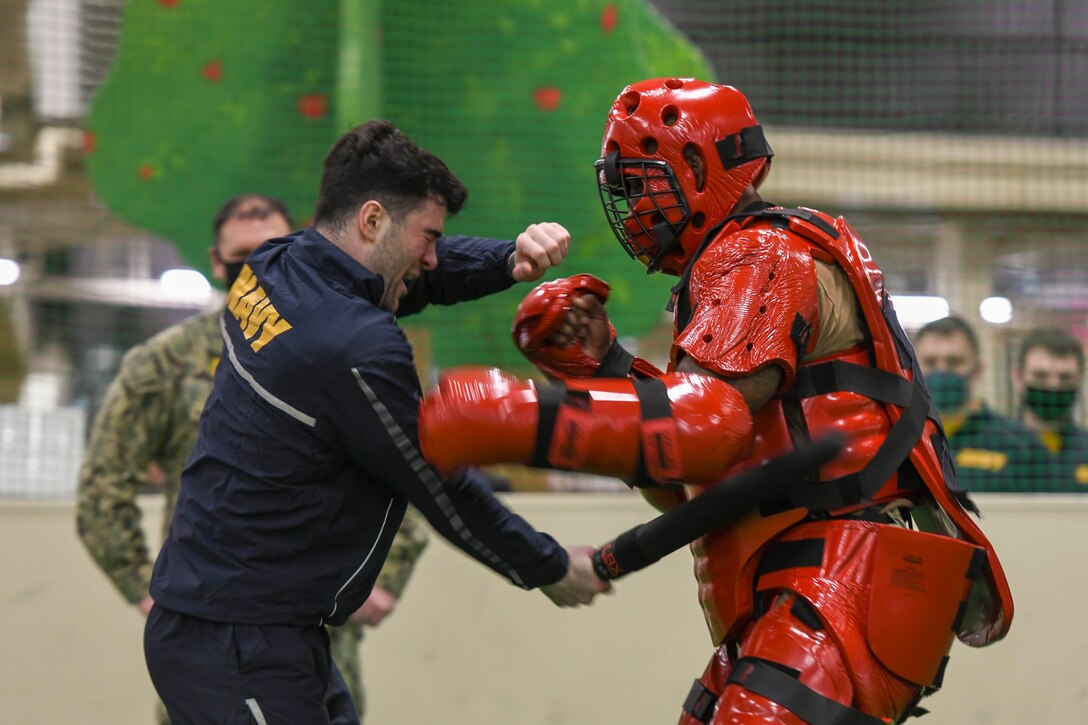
[595,78,773,275]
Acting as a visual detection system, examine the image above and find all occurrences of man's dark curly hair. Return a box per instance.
[314,120,467,234]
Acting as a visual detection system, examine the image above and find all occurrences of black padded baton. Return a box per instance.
[592,435,844,580]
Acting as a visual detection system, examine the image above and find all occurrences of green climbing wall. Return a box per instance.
[85,0,712,368]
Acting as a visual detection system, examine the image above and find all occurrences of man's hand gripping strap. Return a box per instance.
[418,367,752,486]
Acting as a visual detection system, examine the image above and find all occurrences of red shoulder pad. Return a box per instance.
[672,227,818,391]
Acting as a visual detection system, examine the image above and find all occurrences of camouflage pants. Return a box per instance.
[154,622,366,724]
[328,621,366,718]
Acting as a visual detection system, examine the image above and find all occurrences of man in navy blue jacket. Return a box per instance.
[144,120,609,725]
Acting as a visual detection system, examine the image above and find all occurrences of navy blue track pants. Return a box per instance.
[145,605,359,725]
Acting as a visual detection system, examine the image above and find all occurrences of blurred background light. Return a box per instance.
[979,296,1013,325]
[158,268,211,301]
[0,258,21,286]
[890,295,949,328]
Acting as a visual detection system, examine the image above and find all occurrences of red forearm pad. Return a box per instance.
[419,367,754,487]
[512,273,615,379]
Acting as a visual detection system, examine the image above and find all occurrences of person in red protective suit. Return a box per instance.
[419,78,1013,724]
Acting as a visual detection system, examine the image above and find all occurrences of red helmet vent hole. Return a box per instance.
[665,78,684,89]
[643,138,659,154]
[692,212,705,228]
[662,106,679,126]
[622,91,641,115]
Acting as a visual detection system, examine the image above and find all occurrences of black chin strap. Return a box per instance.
[603,149,621,186]
[647,221,681,273]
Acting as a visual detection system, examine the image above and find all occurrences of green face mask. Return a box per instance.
[1024,387,1077,422]
[926,371,971,413]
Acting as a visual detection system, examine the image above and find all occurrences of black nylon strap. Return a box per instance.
[951,601,970,633]
[728,658,886,725]
[966,548,987,582]
[931,656,950,690]
[769,375,932,513]
[755,539,825,577]
[603,149,620,187]
[715,125,773,170]
[785,361,937,421]
[952,549,988,633]
[594,339,636,378]
[532,384,568,467]
[682,679,719,724]
[631,376,677,487]
[790,312,814,354]
[632,376,671,420]
[649,221,682,272]
[739,207,840,240]
[790,596,825,631]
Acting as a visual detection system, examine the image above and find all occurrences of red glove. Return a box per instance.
[418,367,539,473]
[418,366,753,487]
[512,274,615,379]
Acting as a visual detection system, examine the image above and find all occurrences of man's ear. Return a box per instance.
[208,246,226,283]
[357,200,386,243]
[684,143,706,192]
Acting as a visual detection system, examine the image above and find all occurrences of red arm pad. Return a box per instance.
[640,487,687,513]
[418,366,754,487]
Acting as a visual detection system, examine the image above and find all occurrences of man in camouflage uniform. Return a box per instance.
[76,194,429,723]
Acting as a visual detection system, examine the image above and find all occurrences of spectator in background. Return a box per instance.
[76,194,429,725]
[1013,328,1088,491]
[913,315,1052,491]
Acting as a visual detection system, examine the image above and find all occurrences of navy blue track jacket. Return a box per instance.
[149,227,568,626]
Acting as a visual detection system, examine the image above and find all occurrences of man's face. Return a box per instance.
[1020,347,1081,392]
[210,211,292,282]
[369,198,446,314]
[915,329,979,414]
[915,331,978,377]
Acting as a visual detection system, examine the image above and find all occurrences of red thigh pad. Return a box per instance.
[866,526,982,686]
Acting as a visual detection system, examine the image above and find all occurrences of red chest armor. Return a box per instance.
[675,207,1012,647]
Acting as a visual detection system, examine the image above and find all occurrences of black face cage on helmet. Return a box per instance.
[595,150,690,273]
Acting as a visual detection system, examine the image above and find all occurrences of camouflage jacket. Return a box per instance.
[76,308,428,604]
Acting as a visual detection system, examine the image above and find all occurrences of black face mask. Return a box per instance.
[926,371,971,414]
[1024,386,1078,422]
[223,261,246,291]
